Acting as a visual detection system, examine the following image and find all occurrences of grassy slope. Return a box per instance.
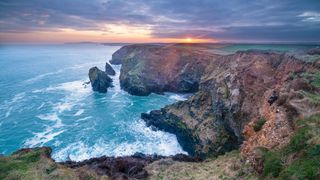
[261,113,320,180]
[146,150,258,180]
[0,148,101,180]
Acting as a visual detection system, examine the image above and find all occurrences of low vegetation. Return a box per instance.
[253,118,266,132]
[0,148,100,180]
[146,150,258,180]
[261,114,320,179]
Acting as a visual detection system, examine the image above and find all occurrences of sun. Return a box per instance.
[186,37,192,43]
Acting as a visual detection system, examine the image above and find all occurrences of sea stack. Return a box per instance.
[88,67,113,93]
[105,62,116,76]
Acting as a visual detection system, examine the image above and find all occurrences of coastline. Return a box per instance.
[1,43,319,179]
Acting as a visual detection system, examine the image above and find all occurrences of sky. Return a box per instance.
[0,0,320,43]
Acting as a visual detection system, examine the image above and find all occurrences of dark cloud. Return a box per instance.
[0,0,319,42]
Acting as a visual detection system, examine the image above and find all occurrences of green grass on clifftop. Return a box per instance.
[0,147,100,180]
[261,114,320,179]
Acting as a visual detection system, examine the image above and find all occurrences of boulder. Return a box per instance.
[88,67,113,93]
[105,62,116,76]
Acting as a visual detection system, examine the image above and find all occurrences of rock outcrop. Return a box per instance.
[88,66,113,93]
[141,49,320,158]
[111,44,216,96]
[0,147,201,180]
[105,62,116,76]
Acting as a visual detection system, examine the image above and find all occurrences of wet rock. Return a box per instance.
[105,62,116,76]
[88,66,113,93]
[62,153,201,179]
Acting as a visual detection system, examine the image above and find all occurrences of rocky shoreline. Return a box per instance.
[1,44,319,179]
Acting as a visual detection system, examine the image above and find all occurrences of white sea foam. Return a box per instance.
[25,113,64,147]
[76,116,92,122]
[0,92,26,119]
[24,69,64,84]
[54,102,74,113]
[12,92,26,102]
[24,126,64,147]
[37,102,45,110]
[169,94,189,101]
[74,109,84,116]
[24,61,104,84]
[52,120,186,162]
[5,107,12,118]
[37,113,63,128]
[109,64,122,93]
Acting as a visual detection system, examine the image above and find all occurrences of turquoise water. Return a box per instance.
[0,44,317,162]
[0,44,188,161]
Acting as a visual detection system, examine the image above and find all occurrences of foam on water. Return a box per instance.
[0,44,188,162]
[74,109,84,116]
[169,94,190,101]
[24,69,64,84]
[24,127,65,147]
[52,119,186,162]
[24,61,105,84]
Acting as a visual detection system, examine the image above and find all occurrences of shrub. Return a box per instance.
[285,127,311,154]
[262,151,283,178]
[253,118,266,132]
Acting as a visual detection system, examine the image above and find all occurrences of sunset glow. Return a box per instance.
[186,38,192,43]
[0,0,319,43]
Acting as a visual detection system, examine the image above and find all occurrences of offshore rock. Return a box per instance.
[105,62,116,76]
[88,66,113,93]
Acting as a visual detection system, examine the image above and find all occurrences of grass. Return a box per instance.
[302,71,320,88]
[253,118,266,132]
[262,151,283,178]
[0,148,92,180]
[261,114,320,179]
[146,150,258,180]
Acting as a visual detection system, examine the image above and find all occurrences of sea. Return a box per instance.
[0,43,318,162]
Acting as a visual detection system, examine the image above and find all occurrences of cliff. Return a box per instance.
[2,44,319,179]
[110,44,217,95]
[114,44,320,178]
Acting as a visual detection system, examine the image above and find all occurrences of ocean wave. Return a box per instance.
[24,125,64,147]
[76,116,92,122]
[5,107,12,118]
[53,102,74,113]
[24,70,64,84]
[74,109,84,116]
[37,113,64,128]
[0,92,26,119]
[52,120,186,162]
[169,94,189,101]
[23,61,104,84]
[37,102,45,110]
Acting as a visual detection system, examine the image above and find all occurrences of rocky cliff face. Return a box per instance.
[110,44,320,158]
[0,147,200,180]
[110,44,217,95]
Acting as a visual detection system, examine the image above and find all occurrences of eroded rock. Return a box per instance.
[111,44,216,95]
[88,66,113,93]
[105,62,116,76]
